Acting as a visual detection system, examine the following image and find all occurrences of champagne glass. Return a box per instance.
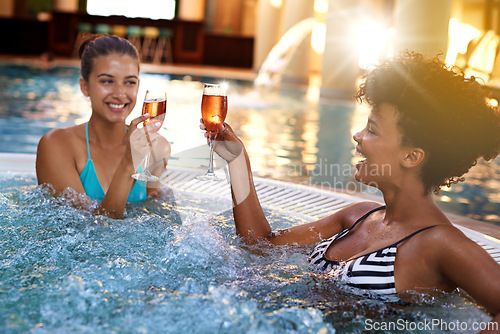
[197,83,227,181]
[131,89,167,182]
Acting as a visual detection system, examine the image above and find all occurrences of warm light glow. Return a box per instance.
[311,22,326,54]
[439,195,452,203]
[218,81,230,93]
[87,0,176,20]
[314,0,328,14]
[446,19,481,66]
[306,72,321,102]
[487,97,499,108]
[269,0,283,9]
[301,110,319,166]
[352,18,391,68]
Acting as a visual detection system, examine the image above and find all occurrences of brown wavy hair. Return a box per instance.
[79,35,140,82]
[356,51,500,193]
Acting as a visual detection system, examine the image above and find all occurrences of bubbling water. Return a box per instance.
[0,174,493,333]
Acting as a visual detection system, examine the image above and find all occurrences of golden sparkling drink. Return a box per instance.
[201,95,227,131]
[142,99,166,126]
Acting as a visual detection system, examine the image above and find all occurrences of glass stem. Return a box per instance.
[144,127,154,176]
[207,133,216,175]
[143,151,151,175]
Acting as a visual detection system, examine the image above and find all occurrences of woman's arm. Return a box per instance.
[36,115,162,218]
[98,147,138,217]
[229,146,355,245]
[98,117,168,217]
[37,127,115,215]
[36,128,89,195]
[209,123,361,246]
[145,135,172,197]
[36,126,132,217]
[436,228,500,331]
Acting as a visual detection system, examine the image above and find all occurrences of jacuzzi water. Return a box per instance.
[0,61,497,333]
[0,173,493,333]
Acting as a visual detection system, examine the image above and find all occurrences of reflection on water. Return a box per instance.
[0,62,499,226]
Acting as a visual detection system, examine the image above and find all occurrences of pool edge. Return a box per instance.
[2,152,499,253]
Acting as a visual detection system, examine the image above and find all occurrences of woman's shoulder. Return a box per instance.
[39,124,85,147]
[425,222,478,244]
[421,221,500,295]
[338,201,384,228]
[37,124,87,161]
[410,219,486,259]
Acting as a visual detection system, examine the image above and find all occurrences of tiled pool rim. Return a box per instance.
[2,152,499,265]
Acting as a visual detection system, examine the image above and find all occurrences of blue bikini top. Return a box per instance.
[79,123,147,203]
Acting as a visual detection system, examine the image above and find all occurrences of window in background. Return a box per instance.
[87,0,176,20]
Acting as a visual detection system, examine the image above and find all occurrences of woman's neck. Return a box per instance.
[379,181,442,224]
[87,117,127,148]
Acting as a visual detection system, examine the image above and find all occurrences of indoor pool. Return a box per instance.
[0,61,499,227]
[0,172,494,333]
[0,61,498,333]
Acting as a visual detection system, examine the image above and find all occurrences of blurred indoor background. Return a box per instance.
[0,0,498,98]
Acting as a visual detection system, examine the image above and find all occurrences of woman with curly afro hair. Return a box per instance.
[203,51,500,328]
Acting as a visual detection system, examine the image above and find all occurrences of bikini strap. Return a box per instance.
[390,225,437,247]
[348,205,386,231]
[330,205,386,245]
[85,122,91,160]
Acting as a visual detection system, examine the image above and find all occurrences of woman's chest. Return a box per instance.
[83,143,126,191]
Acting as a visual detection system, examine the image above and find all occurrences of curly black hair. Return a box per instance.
[356,51,500,193]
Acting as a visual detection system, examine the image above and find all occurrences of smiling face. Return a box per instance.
[79,53,139,124]
[353,103,417,189]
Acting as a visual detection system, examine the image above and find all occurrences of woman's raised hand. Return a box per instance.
[200,120,244,163]
[128,114,170,173]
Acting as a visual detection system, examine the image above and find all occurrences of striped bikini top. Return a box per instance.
[308,206,436,295]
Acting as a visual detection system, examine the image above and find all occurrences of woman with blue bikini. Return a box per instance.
[204,51,500,331]
[36,35,170,218]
